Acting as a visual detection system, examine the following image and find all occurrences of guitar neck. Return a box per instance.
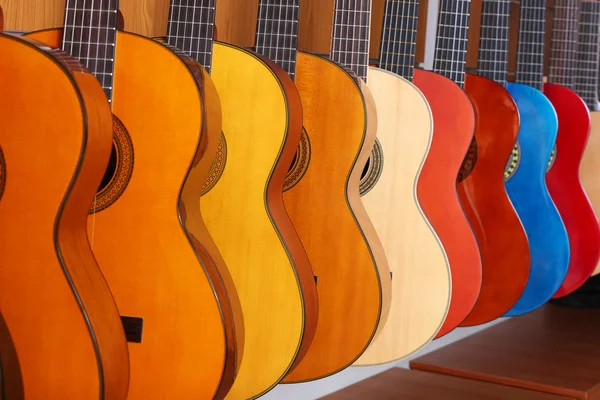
[167,0,216,74]
[549,0,580,89]
[478,0,511,85]
[515,0,547,89]
[254,0,301,80]
[378,0,420,81]
[433,0,472,88]
[575,1,600,109]
[62,0,119,102]
[331,0,372,82]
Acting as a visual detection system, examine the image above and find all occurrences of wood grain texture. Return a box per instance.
[203,41,318,400]
[583,112,600,276]
[280,52,390,382]
[0,33,129,399]
[27,28,234,399]
[322,368,573,400]
[354,68,450,365]
[545,84,600,298]
[413,69,482,337]
[0,0,64,31]
[458,74,530,326]
[411,305,600,399]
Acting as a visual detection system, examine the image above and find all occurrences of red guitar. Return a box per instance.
[413,0,482,336]
[544,0,600,298]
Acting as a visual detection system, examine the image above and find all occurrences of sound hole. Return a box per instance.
[284,128,311,191]
[504,142,521,182]
[201,132,227,196]
[457,138,478,183]
[89,115,134,214]
[0,146,5,202]
[547,145,557,172]
[359,139,384,196]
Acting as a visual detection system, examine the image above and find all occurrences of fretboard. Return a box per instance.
[575,1,600,109]
[255,0,300,80]
[548,0,580,88]
[378,0,420,81]
[63,0,119,102]
[331,0,372,82]
[433,0,472,88]
[515,0,547,90]
[167,0,216,74]
[478,0,511,85]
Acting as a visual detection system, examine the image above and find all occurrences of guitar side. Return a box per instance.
[504,82,570,315]
[0,34,129,399]
[412,69,482,337]
[354,67,450,365]
[459,74,530,325]
[544,83,600,297]
[282,53,391,381]
[582,111,600,276]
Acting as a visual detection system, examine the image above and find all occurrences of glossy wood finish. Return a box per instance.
[204,41,315,399]
[503,83,569,315]
[458,74,529,326]
[281,52,390,382]
[584,112,600,276]
[0,33,129,399]
[412,69,482,337]
[323,368,572,400]
[27,28,235,399]
[411,305,600,399]
[354,67,450,365]
[545,83,600,297]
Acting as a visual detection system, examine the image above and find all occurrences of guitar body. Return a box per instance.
[281,53,391,381]
[459,74,530,325]
[204,41,319,399]
[503,82,569,315]
[0,34,129,399]
[0,312,23,400]
[27,29,236,399]
[412,69,482,337]
[354,67,450,365]
[581,111,600,276]
[544,83,600,297]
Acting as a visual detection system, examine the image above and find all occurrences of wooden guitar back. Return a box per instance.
[204,42,317,399]
[0,34,129,399]
[582,112,600,276]
[26,29,235,399]
[459,74,530,325]
[544,83,600,297]
[413,69,482,337]
[355,67,450,365]
[281,52,390,381]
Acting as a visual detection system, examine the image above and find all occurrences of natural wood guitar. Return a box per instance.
[354,0,450,365]
[412,0,482,336]
[579,2,600,277]
[26,1,240,397]
[164,1,319,398]
[459,0,530,326]
[0,33,129,399]
[284,0,392,381]
[545,0,600,298]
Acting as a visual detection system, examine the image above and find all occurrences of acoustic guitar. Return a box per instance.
[0,33,129,399]
[26,1,239,398]
[578,0,600,277]
[411,0,482,336]
[166,0,318,397]
[544,0,600,298]
[0,312,23,400]
[284,0,391,381]
[354,0,450,366]
[503,0,570,316]
[458,0,530,326]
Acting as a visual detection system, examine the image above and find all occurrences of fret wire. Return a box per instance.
[515,0,548,89]
[548,0,580,89]
[575,1,600,109]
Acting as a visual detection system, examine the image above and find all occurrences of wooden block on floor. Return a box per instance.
[410,304,600,399]
[321,368,573,399]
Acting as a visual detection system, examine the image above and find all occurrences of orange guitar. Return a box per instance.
[0,33,129,399]
[26,0,240,398]
[0,312,23,400]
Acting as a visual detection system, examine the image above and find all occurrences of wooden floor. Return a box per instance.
[410,304,600,399]
[321,368,572,399]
